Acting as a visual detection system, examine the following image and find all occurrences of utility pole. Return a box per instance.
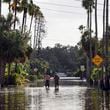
[105,0,109,77]
[103,0,109,90]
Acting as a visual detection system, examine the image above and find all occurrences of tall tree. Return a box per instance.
[94,0,98,54]
[82,0,94,81]
[10,0,20,29]
[20,0,28,33]
[3,0,11,12]
[28,0,40,46]
[104,0,109,90]
[28,0,40,32]
[33,10,44,50]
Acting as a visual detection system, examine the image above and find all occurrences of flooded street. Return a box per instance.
[0,86,109,110]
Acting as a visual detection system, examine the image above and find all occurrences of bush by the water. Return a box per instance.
[5,74,27,85]
[27,75,38,82]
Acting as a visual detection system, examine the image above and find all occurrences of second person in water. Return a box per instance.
[54,74,59,89]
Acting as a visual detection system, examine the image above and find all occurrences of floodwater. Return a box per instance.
[0,86,109,110]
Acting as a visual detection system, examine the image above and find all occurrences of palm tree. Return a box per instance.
[0,13,18,85]
[104,0,109,90]
[3,0,11,12]
[0,12,31,85]
[10,0,20,29]
[19,0,29,33]
[33,9,44,49]
[82,0,94,83]
[94,0,98,54]
[28,1,40,33]
[0,14,12,86]
[28,1,40,46]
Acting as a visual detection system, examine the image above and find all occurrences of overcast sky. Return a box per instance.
[2,0,104,48]
[34,0,104,48]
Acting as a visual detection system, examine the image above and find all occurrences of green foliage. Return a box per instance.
[5,73,27,85]
[74,70,82,77]
[0,1,43,86]
[27,75,37,81]
[0,15,31,63]
[82,0,95,11]
[5,62,30,85]
[36,72,43,79]
[79,25,97,57]
[31,44,86,75]
[91,67,102,80]
[30,58,49,75]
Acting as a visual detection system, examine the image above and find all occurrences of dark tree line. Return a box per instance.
[31,43,86,76]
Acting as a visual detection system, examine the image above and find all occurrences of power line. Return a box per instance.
[41,8,103,17]
[74,0,104,6]
[36,1,82,9]
[35,1,105,13]
[41,8,86,15]
[36,1,104,8]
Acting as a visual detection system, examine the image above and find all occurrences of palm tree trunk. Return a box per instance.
[29,15,33,32]
[87,11,90,29]
[22,11,25,33]
[86,10,90,82]
[22,8,27,33]
[0,0,1,16]
[13,0,17,29]
[101,0,106,90]
[9,0,11,13]
[13,0,18,72]
[33,17,37,49]
[24,10,27,32]
[103,0,106,55]
[36,17,41,50]
[29,15,33,46]
[95,0,98,55]
[89,6,93,84]
[105,0,109,90]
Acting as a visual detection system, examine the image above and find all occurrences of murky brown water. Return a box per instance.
[0,86,109,110]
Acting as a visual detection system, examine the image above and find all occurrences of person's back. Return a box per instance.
[54,74,59,89]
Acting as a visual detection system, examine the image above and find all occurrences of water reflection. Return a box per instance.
[25,87,86,110]
[85,88,110,110]
[0,87,109,110]
[25,87,42,110]
[0,88,25,110]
